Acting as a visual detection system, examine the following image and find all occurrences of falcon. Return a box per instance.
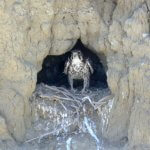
[64,50,94,93]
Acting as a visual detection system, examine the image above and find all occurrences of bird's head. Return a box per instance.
[71,50,83,61]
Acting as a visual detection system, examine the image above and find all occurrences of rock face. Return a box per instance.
[0,116,11,140]
[0,0,150,148]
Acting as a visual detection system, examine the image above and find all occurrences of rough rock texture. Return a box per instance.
[107,1,150,148]
[0,116,12,140]
[0,0,150,149]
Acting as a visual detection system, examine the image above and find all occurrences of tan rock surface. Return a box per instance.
[0,0,150,148]
[0,116,11,140]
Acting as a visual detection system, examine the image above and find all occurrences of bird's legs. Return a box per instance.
[68,75,75,92]
[82,76,89,94]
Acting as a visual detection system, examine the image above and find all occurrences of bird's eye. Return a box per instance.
[78,51,81,55]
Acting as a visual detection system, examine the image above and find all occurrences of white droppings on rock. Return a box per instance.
[66,137,72,150]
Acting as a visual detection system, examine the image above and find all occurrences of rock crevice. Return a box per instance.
[0,0,150,148]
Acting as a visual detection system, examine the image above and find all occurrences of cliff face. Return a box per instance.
[0,0,150,148]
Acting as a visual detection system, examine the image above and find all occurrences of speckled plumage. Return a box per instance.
[64,50,94,93]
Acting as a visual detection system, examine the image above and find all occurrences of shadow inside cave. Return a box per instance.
[37,39,108,90]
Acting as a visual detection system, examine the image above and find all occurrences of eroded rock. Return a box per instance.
[0,0,150,149]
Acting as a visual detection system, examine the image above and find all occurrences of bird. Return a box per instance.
[64,50,94,93]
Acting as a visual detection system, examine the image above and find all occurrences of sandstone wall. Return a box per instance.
[0,0,150,148]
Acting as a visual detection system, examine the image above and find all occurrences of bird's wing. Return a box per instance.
[86,59,94,74]
[64,58,70,74]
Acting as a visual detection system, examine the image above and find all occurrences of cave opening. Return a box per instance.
[28,40,112,148]
[37,39,108,90]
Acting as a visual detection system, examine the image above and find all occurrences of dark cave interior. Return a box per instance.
[37,39,108,89]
